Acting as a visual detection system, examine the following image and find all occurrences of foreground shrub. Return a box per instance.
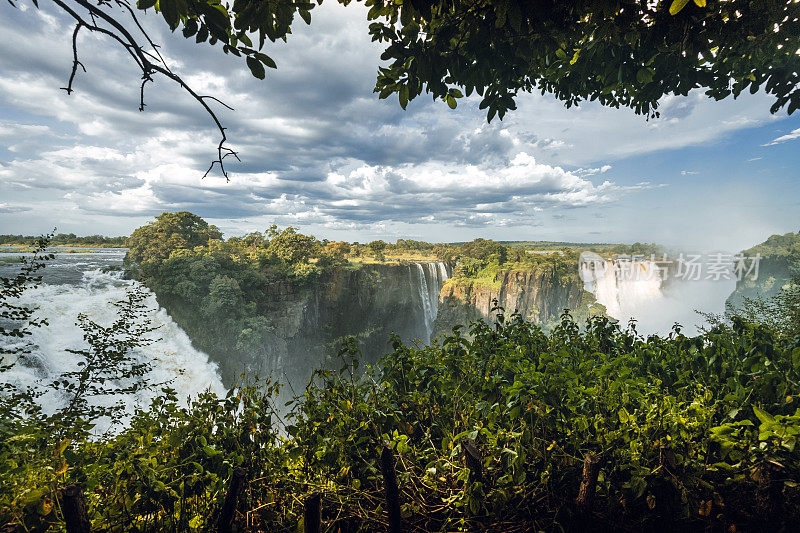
[1,308,799,531]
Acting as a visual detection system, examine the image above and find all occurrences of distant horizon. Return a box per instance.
[0,230,631,247]
[3,224,797,254]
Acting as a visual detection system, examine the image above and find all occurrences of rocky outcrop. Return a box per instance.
[726,257,795,308]
[433,267,588,337]
[200,262,450,386]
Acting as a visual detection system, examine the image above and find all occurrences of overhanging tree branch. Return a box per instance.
[61,22,86,95]
[11,0,798,179]
[49,0,239,179]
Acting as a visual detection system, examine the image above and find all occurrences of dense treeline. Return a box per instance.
[741,230,800,263]
[0,234,127,247]
[125,212,448,270]
[503,241,662,257]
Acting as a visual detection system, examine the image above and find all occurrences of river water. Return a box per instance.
[0,247,224,427]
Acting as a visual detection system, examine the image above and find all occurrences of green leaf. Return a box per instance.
[399,85,409,110]
[752,405,774,425]
[138,0,157,9]
[182,18,198,38]
[195,24,209,43]
[247,56,266,80]
[257,54,277,69]
[669,0,691,15]
[636,68,654,85]
[159,0,180,29]
[446,95,457,109]
[202,445,221,457]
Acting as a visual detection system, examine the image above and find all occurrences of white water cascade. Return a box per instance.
[2,267,225,428]
[580,252,664,323]
[579,251,736,335]
[409,262,450,338]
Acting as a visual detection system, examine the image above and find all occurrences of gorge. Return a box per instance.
[5,221,789,419]
[144,253,717,389]
[0,248,727,410]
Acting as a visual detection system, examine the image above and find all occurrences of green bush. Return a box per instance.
[3,307,799,531]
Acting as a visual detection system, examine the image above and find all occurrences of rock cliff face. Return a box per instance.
[156,261,589,388]
[433,267,587,336]
[192,262,451,386]
[726,256,795,308]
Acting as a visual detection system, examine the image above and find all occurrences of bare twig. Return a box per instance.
[61,22,86,94]
[49,0,237,179]
[200,95,235,111]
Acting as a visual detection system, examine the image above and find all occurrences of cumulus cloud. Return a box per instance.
[0,1,791,239]
[0,203,32,214]
[28,149,655,229]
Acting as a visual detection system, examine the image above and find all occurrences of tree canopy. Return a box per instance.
[126,211,223,264]
[367,0,800,119]
[138,0,800,119]
[9,0,799,173]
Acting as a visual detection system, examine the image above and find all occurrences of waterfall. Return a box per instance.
[409,262,449,339]
[426,263,442,323]
[1,268,225,429]
[436,261,450,284]
[580,252,663,321]
[414,263,435,336]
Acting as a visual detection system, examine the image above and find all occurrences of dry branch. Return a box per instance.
[49,0,238,179]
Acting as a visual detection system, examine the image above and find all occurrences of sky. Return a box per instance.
[1,2,799,251]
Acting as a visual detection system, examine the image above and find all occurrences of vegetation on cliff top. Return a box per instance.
[441,238,584,296]
[0,234,127,248]
[740,230,800,263]
[727,230,800,312]
[503,241,662,257]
